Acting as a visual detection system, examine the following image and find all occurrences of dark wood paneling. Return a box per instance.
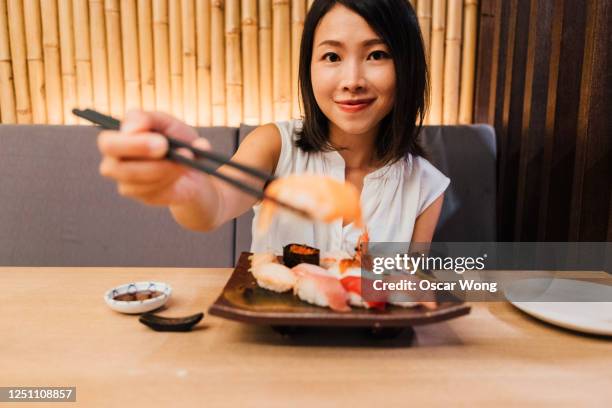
[474,0,501,124]
[539,0,586,241]
[570,0,611,241]
[515,0,554,241]
[608,195,612,242]
[475,0,611,242]
[497,0,531,241]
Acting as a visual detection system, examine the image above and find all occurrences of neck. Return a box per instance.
[329,123,379,169]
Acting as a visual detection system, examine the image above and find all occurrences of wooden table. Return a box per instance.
[1,267,611,407]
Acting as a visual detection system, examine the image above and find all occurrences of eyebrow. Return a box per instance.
[317,38,386,48]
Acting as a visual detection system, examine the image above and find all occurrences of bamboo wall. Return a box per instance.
[0,0,479,126]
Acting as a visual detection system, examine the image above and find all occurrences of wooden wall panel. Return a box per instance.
[241,0,259,125]
[569,0,611,241]
[497,0,530,242]
[0,0,17,123]
[514,0,553,241]
[104,0,125,118]
[74,0,94,117]
[1,0,478,127]
[7,0,33,123]
[210,0,225,126]
[89,0,110,115]
[181,0,197,123]
[539,0,586,241]
[23,0,47,123]
[476,0,611,242]
[138,0,156,111]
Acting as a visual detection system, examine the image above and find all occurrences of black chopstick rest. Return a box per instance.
[139,312,204,332]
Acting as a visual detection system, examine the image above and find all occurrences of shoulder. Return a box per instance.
[243,119,302,150]
[239,123,282,156]
[272,119,303,138]
[233,123,282,176]
[404,154,450,215]
[405,154,449,183]
[239,119,304,176]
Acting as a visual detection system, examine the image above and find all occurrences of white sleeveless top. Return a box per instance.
[250,120,450,255]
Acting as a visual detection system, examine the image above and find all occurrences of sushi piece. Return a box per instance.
[340,276,386,310]
[354,229,369,264]
[330,262,386,310]
[251,262,296,293]
[257,174,363,233]
[283,243,320,268]
[325,258,360,279]
[387,300,419,308]
[249,252,278,270]
[291,263,350,312]
[319,250,352,269]
[384,273,435,309]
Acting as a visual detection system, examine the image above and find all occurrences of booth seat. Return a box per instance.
[0,124,496,267]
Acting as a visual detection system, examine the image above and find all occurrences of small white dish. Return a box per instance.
[104,281,172,314]
[505,278,612,336]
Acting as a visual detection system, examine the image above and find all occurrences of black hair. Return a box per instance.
[296,0,428,164]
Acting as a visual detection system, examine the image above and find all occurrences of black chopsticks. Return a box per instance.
[73,108,308,217]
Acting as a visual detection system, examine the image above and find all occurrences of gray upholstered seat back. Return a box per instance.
[234,124,497,260]
[0,125,237,267]
[0,123,495,267]
[420,125,497,242]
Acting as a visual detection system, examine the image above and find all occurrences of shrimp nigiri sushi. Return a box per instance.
[291,263,350,312]
[257,174,363,233]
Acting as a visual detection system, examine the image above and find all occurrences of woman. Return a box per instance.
[96,0,449,255]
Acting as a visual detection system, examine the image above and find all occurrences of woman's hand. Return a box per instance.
[97,110,212,207]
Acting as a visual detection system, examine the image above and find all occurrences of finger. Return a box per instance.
[121,110,199,143]
[191,137,211,151]
[173,147,195,160]
[100,157,183,184]
[117,177,175,199]
[137,186,180,206]
[98,130,168,158]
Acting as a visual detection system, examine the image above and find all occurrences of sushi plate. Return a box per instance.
[208,252,471,328]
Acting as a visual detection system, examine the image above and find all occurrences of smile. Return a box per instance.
[335,98,376,113]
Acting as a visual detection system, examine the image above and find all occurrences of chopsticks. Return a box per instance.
[73,108,308,217]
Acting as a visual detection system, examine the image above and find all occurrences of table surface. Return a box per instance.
[1,267,611,408]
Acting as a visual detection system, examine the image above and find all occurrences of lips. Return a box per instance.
[336,98,376,113]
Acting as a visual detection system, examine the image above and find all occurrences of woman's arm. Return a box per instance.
[410,193,445,243]
[169,124,282,231]
[97,110,282,232]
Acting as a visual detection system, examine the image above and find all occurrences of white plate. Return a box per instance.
[104,281,172,314]
[505,278,612,336]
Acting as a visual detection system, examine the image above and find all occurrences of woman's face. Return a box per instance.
[311,4,396,138]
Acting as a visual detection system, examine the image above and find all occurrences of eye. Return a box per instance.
[368,50,391,61]
[322,52,340,63]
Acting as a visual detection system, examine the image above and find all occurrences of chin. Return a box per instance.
[332,118,378,136]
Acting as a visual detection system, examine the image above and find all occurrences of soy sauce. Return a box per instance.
[113,290,163,302]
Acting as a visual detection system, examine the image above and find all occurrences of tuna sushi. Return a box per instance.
[291,263,350,312]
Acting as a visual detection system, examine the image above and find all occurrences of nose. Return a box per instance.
[339,59,366,93]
